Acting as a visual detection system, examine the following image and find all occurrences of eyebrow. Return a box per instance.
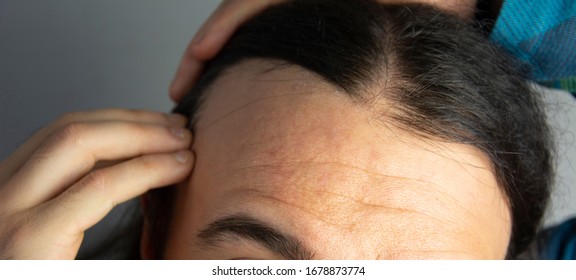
[196,214,316,260]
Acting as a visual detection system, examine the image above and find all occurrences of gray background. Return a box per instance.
[1,0,575,257]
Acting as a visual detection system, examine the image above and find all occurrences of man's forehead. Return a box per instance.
[184,60,511,259]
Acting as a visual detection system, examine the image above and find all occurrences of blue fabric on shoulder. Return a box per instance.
[490,0,576,94]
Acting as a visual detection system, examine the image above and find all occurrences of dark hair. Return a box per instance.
[146,0,553,259]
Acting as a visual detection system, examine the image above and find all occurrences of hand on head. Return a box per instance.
[169,0,285,103]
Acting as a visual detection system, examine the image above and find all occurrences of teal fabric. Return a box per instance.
[541,217,576,259]
[490,0,576,93]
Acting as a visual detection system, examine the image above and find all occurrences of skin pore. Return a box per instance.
[160,59,512,259]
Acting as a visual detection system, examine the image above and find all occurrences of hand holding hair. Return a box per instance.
[0,109,194,259]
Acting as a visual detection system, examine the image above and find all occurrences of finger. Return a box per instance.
[168,0,232,103]
[169,59,204,103]
[0,109,187,185]
[193,0,286,60]
[2,121,192,210]
[29,150,194,259]
[169,0,286,102]
[44,151,194,241]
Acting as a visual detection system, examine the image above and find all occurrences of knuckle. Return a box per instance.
[81,171,110,192]
[139,155,160,171]
[32,123,87,159]
[52,123,87,148]
[80,171,115,207]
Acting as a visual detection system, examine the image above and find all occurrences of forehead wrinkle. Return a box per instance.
[223,159,487,226]
[222,166,476,234]
[370,105,506,216]
[229,188,478,259]
[225,187,361,231]
[196,60,345,132]
[230,187,453,233]
[349,120,505,225]
[197,91,307,131]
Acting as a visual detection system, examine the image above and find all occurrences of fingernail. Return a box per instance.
[167,113,187,126]
[174,151,189,163]
[170,126,186,139]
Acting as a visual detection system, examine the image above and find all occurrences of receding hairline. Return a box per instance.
[189,57,475,146]
[167,0,552,258]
